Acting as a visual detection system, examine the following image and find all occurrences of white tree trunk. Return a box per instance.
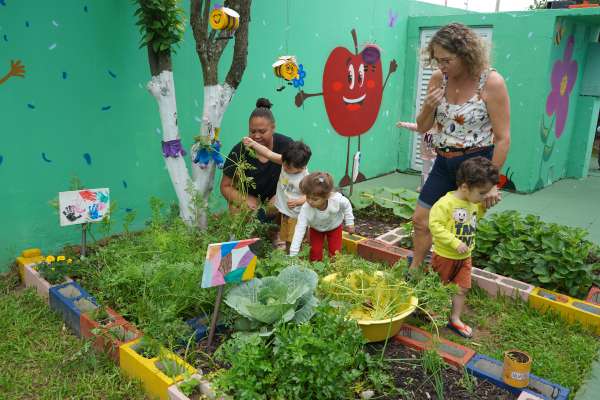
[191,83,235,228]
[147,70,195,224]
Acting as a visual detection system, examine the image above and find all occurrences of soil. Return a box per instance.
[354,208,405,239]
[367,342,518,400]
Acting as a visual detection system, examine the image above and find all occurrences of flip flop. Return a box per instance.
[447,321,473,339]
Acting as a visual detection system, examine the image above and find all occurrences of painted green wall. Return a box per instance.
[0,0,460,271]
[401,8,600,193]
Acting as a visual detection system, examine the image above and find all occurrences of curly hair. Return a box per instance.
[425,23,489,78]
[456,157,499,188]
[300,172,334,198]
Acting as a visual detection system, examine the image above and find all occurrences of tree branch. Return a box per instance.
[225,0,252,88]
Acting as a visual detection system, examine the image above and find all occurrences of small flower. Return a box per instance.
[453,114,465,125]
[51,267,55,271]
[45,255,56,263]
[57,255,66,262]
[67,258,73,264]
[292,64,306,88]
[546,35,578,138]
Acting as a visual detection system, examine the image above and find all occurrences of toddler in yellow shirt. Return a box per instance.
[429,156,499,339]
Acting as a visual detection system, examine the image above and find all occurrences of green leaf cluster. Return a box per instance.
[134,0,185,53]
[473,211,600,298]
[350,186,418,220]
[214,304,394,399]
[224,265,319,336]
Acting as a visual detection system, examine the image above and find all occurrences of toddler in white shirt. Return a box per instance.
[289,172,354,261]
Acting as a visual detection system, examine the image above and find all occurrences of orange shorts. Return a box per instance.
[279,215,298,243]
[431,253,472,289]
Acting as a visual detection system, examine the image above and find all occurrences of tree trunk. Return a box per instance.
[191,83,235,228]
[147,69,195,224]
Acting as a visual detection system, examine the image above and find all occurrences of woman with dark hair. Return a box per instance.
[220,98,293,219]
[409,23,511,276]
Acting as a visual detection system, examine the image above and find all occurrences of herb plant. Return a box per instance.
[473,211,600,297]
[214,304,394,400]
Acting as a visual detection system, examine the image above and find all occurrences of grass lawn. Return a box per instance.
[0,269,147,400]
[413,286,600,397]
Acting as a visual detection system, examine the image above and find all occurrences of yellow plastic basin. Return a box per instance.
[322,272,419,342]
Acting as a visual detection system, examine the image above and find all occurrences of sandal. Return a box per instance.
[447,321,473,339]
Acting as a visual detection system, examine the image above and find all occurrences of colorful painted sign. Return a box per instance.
[58,188,110,226]
[201,238,260,288]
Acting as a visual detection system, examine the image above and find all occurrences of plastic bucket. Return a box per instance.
[502,350,532,388]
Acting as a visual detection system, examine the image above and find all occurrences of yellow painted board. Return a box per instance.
[119,339,195,400]
[21,248,42,258]
[342,231,367,255]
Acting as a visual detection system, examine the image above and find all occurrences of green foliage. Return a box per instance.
[86,305,111,324]
[35,256,76,285]
[473,211,600,297]
[133,0,185,53]
[224,265,319,336]
[179,374,200,396]
[350,186,418,220]
[529,0,547,9]
[421,349,444,399]
[214,304,394,400]
[157,357,187,378]
[0,288,146,399]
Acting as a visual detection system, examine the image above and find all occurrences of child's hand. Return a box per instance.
[242,137,256,148]
[396,121,418,131]
[345,225,355,234]
[456,242,468,254]
[287,198,305,208]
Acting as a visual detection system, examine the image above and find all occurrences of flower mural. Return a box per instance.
[546,35,578,139]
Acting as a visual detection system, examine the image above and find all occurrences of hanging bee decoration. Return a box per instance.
[273,56,299,81]
[209,6,240,38]
[554,23,565,46]
[273,56,306,92]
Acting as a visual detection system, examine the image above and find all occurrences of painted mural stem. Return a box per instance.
[147,70,195,225]
[191,84,235,229]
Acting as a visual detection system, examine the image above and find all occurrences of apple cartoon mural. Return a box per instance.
[295,29,397,186]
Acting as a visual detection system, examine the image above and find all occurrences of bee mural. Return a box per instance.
[209,7,240,31]
[272,56,299,81]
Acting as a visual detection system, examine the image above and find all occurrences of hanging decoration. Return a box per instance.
[273,56,299,81]
[209,7,240,31]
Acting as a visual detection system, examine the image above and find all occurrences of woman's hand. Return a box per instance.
[242,136,256,148]
[483,185,502,209]
[422,87,444,112]
[287,197,305,208]
[246,195,259,210]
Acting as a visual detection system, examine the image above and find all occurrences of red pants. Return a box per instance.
[309,224,343,261]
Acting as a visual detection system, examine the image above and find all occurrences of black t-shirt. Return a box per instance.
[223,133,293,201]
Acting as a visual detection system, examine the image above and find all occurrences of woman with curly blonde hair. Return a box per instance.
[409,23,511,338]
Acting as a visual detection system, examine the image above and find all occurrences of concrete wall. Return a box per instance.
[0,0,458,270]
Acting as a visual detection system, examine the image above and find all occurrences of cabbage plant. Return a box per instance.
[224,265,319,336]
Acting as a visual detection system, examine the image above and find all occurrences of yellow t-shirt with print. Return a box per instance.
[429,192,485,260]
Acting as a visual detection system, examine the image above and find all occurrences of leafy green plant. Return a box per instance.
[178,373,201,397]
[214,304,395,400]
[135,336,161,359]
[224,265,319,335]
[156,356,187,378]
[133,0,185,53]
[473,211,600,297]
[86,305,111,325]
[351,186,418,220]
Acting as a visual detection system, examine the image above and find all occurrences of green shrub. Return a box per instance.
[473,211,600,297]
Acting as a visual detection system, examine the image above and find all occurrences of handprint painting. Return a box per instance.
[201,238,260,288]
[58,188,110,226]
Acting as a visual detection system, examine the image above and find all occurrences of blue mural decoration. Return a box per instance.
[0,155,3,165]
[62,72,68,79]
[27,103,35,109]
[122,180,128,189]
[83,153,92,165]
[101,105,111,111]
[108,70,117,78]
[41,153,52,163]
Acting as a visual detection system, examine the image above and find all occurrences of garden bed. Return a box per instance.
[367,341,517,400]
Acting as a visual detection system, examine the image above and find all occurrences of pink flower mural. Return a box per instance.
[546,35,578,139]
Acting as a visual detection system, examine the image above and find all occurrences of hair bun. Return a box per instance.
[256,98,273,109]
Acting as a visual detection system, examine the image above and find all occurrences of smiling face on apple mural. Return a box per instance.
[322,44,383,137]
